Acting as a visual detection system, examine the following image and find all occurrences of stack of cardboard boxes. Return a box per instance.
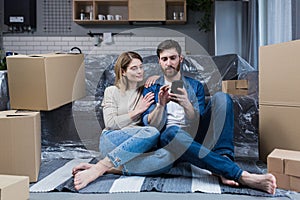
[268,149,300,192]
[0,53,86,199]
[259,39,300,191]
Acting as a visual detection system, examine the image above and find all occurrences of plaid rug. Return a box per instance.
[30,158,293,197]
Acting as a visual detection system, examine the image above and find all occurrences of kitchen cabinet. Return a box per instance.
[73,0,186,24]
[165,0,186,24]
[128,0,166,21]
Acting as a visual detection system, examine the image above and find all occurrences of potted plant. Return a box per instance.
[187,0,214,32]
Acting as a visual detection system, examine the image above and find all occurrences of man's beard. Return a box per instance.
[163,63,180,78]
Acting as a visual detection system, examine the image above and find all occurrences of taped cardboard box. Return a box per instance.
[290,176,300,193]
[6,53,86,111]
[0,175,29,200]
[259,39,300,107]
[267,149,300,176]
[0,110,41,182]
[259,105,300,161]
[267,149,300,192]
[270,172,290,191]
[222,80,248,95]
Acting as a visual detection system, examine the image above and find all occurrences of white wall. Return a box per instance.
[3,27,212,56]
[3,35,185,56]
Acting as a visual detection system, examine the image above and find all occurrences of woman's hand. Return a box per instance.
[144,75,160,88]
[135,92,154,113]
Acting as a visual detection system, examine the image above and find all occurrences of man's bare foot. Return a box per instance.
[220,176,239,187]
[239,171,277,194]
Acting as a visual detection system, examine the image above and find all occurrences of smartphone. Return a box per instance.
[171,80,184,94]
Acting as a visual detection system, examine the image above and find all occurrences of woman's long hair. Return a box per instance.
[114,51,143,91]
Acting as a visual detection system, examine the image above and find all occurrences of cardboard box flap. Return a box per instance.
[29,53,83,58]
[8,53,83,59]
[0,110,39,118]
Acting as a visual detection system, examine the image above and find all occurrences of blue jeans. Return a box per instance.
[160,92,243,181]
[100,126,173,176]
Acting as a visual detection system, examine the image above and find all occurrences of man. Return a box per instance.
[142,39,276,194]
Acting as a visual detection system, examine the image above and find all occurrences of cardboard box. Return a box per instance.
[267,149,300,192]
[270,172,290,191]
[0,110,41,182]
[267,149,285,174]
[259,39,300,107]
[267,149,300,175]
[259,105,300,161]
[222,80,248,95]
[285,157,300,177]
[7,53,86,111]
[0,175,29,200]
[290,176,300,192]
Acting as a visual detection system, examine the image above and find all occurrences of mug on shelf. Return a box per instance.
[107,15,114,20]
[98,14,106,20]
[179,12,184,20]
[115,15,122,20]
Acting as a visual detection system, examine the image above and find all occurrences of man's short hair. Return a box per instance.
[156,39,182,58]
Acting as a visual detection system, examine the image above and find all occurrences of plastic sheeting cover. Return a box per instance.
[1,53,259,160]
[0,70,9,111]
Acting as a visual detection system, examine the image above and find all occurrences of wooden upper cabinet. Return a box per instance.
[73,0,186,24]
[128,0,166,21]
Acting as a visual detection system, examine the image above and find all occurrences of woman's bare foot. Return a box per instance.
[219,176,239,187]
[107,166,123,175]
[72,163,93,175]
[73,157,114,190]
[218,155,239,187]
[239,171,277,194]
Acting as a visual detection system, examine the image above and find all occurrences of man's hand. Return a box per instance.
[144,75,160,88]
[169,87,189,107]
[158,85,170,106]
[169,87,195,119]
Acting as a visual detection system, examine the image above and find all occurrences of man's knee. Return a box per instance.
[160,126,179,145]
[211,92,232,107]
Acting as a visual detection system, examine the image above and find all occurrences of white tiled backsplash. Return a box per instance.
[3,36,185,56]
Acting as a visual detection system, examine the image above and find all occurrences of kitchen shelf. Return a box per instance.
[73,0,186,24]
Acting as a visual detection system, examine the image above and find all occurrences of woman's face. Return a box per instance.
[122,58,144,83]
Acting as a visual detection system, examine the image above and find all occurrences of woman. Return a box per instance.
[72,51,173,190]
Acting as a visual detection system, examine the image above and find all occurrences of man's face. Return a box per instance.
[158,48,183,79]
